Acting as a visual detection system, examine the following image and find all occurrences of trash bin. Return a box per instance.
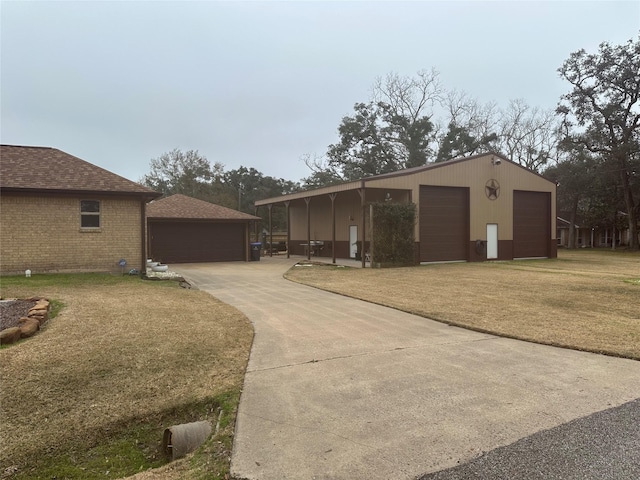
[250,242,262,261]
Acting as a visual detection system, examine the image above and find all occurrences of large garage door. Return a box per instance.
[419,186,469,262]
[150,222,245,263]
[513,191,550,258]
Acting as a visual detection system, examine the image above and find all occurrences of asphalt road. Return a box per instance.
[419,398,640,480]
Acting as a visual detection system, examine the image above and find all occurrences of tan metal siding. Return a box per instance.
[289,191,364,242]
[366,154,556,244]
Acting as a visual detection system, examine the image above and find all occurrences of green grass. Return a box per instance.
[10,391,239,480]
[0,272,175,289]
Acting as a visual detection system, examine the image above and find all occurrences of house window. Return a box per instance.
[80,200,101,228]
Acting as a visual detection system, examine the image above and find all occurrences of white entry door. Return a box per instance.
[487,224,498,259]
[349,225,358,258]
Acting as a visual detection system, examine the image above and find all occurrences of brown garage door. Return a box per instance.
[419,185,469,262]
[149,222,245,263]
[513,190,550,258]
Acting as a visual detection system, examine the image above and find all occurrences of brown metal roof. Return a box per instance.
[147,194,261,221]
[255,151,554,206]
[0,144,159,197]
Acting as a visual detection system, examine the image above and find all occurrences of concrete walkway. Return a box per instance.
[173,257,640,480]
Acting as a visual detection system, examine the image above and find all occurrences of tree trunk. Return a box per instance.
[568,197,579,249]
[626,209,638,250]
[619,157,639,250]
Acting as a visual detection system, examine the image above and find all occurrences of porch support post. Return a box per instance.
[253,206,259,242]
[329,193,337,264]
[359,181,366,268]
[268,204,273,257]
[245,222,251,261]
[305,197,311,260]
[285,201,291,259]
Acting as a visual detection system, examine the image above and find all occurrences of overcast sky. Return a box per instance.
[1,1,638,184]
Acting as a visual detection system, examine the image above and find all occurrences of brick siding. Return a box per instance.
[1,195,142,274]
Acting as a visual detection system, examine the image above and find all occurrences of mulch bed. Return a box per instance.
[0,300,37,331]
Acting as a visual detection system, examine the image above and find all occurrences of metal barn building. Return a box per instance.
[255,152,557,265]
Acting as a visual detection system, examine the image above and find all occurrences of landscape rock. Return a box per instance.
[28,302,49,313]
[0,326,22,344]
[24,296,45,302]
[29,311,49,324]
[1,297,51,343]
[19,317,40,338]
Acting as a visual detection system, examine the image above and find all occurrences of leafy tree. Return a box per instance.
[544,147,597,248]
[300,154,344,189]
[373,70,442,167]
[557,37,640,249]
[436,123,498,162]
[141,148,220,198]
[436,91,499,162]
[325,70,441,181]
[327,102,396,180]
[224,167,300,230]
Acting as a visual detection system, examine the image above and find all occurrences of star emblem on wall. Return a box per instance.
[485,179,500,200]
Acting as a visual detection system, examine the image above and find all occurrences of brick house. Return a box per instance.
[0,145,161,274]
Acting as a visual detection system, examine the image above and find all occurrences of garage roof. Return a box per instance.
[147,194,261,221]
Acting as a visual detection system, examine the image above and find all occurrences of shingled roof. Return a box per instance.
[147,194,261,221]
[0,145,160,197]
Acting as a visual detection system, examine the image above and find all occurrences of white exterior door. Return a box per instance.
[487,224,498,259]
[349,225,358,258]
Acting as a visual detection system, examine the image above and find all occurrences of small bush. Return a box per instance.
[371,202,416,267]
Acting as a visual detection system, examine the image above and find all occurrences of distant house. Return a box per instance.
[0,145,160,274]
[256,152,557,264]
[557,211,636,248]
[556,215,592,248]
[146,194,261,263]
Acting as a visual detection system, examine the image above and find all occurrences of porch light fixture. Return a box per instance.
[492,156,502,166]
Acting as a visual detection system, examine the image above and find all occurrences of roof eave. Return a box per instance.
[0,186,162,200]
[147,216,260,222]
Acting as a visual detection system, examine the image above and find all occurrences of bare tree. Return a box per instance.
[436,91,499,161]
[496,99,561,172]
[372,69,444,167]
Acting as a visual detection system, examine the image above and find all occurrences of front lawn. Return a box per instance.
[285,249,640,360]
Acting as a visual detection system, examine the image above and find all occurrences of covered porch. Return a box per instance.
[255,182,412,267]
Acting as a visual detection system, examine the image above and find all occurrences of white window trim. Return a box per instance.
[80,199,101,231]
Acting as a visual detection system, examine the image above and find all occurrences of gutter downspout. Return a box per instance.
[141,198,147,276]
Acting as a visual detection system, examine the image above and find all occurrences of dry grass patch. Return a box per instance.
[0,274,253,479]
[286,249,640,360]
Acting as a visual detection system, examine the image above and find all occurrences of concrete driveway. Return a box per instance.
[174,257,640,480]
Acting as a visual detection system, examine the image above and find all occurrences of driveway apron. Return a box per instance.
[174,258,640,480]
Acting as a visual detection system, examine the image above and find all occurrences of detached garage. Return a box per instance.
[147,194,260,263]
[255,152,557,266]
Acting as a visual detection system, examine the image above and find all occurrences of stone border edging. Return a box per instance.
[0,297,51,345]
